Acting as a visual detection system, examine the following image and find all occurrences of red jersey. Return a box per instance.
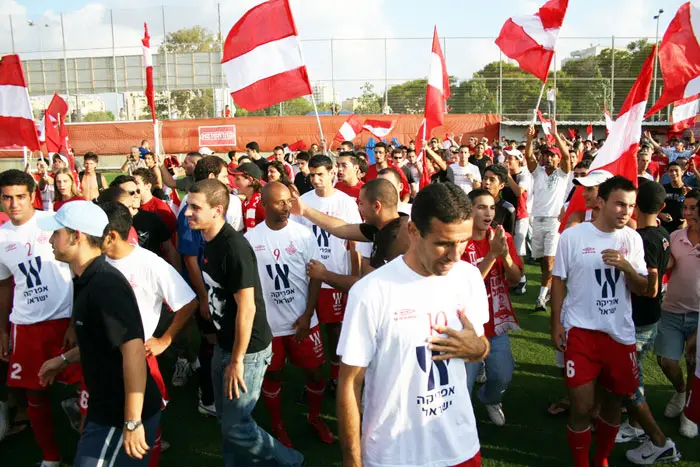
[54,196,85,211]
[31,174,44,210]
[647,161,660,179]
[243,192,265,231]
[652,154,669,176]
[335,180,364,202]
[364,163,410,200]
[462,229,522,338]
[141,196,177,234]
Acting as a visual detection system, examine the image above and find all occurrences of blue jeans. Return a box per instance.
[627,323,658,407]
[466,333,514,405]
[212,345,304,467]
[655,311,698,361]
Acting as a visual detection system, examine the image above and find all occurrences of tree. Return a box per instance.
[354,82,382,114]
[387,79,427,114]
[83,111,115,122]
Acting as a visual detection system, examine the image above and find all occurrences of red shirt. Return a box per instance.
[335,180,364,202]
[54,196,85,211]
[364,163,410,200]
[647,161,660,179]
[141,196,177,234]
[652,154,669,176]
[462,229,522,338]
[243,192,265,231]
[31,174,44,210]
[0,212,9,226]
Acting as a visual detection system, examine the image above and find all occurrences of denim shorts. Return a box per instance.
[654,311,698,361]
[627,323,658,407]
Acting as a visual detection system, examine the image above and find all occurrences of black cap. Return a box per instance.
[229,162,263,180]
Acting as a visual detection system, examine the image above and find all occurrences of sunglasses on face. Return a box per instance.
[126,189,141,196]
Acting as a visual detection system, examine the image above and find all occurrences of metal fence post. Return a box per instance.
[110,9,119,120]
[330,38,336,111]
[610,35,615,115]
[384,38,388,112]
[162,6,172,118]
[9,15,15,53]
[499,51,503,117]
[60,13,71,121]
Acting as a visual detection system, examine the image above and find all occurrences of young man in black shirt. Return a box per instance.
[184,179,303,466]
[293,151,313,195]
[482,165,516,236]
[660,161,687,233]
[37,200,161,466]
[619,182,680,464]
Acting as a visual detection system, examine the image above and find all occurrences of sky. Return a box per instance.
[1,0,689,114]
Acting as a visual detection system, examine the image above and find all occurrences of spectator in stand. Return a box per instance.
[660,161,688,233]
[482,165,516,236]
[143,152,164,190]
[451,145,482,194]
[502,149,531,295]
[271,146,295,179]
[335,152,364,201]
[139,140,150,158]
[78,152,108,201]
[646,131,696,162]
[233,162,266,231]
[132,168,177,236]
[31,158,54,212]
[121,146,147,175]
[53,168,84,211]
[470,142,493,177]
[245,141,269,173]
[160,152,203,193]
[294,151,313,195]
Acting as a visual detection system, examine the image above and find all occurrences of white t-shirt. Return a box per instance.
[356,241,373,259]
[530,166,571,217]
[450,163,481,195]
[293,189,362,289]
[106,246,196,339]
[245,220,319,337]
[337,258,488,467]
[179,193,244,231]
[398,202,412,217]
[553,222,647,345]
[0,212,73,325]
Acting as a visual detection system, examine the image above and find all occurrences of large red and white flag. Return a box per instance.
[670,94,699,133]
[0,54,40,151]
[495,0,569,82]
[537,110,556,144]
[646,3,700,117]
[334,114,363,142]
[363,118,398,139]
[221,0,312,111]
[560,47,656,231]
[424,27,450,130]
[142,23,156,123]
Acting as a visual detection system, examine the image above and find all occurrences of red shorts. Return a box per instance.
[453,451,481,467]
[268,326,325,372]
[685,375,700,424]
[316,288,347,324]
[7,318,82,390]
[564,327,639,395]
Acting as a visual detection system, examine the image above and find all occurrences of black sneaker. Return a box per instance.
[512,281,527,296]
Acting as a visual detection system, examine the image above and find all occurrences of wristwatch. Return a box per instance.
[124,420,143,431]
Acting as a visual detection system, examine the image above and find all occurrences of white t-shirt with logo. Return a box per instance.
[553,222,647,345]
[450,163,481,194]
[106,246,196,339]
[294,190,362,289]
[0,212,73,325]
[530,166,571,217]
[245,220,320,337]
[337,257,489,467]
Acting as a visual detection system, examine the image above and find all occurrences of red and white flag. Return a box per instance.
[0,54,40,151]
[646,2,700,118]
[287,140,307,152]
[604,107,613,135]
[424,27,450,130]
[669,95,699,133]
[495,0,569,82]
[586,124,593,141]
[142,23,156,123]
[363,118,398,139]
[221,0,312,111]
[334,114,363,142]
[537,110,556,144]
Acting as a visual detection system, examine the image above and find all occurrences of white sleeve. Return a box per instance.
[465,266,489,338]
[518,173,529,191]
[0,258,10,280]
[552,231,570,280]
[473,166,482,182]
[342,198,362,224]
[154,256,197,312]
[337,282,379,366]
[0,234,12,280]
[356,241,373,259]
[227,195,244,232]
[629,232,648,276]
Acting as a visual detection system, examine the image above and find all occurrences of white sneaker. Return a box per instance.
[172,357,191,387]
[615,421,645,443]
[198,400,216,417]
[625,438,681,465]
[485,403,506,426]
[476,364,487,384]
[0,401,8,443]
[39,461,61,467]
[679,414,698,438]
[664,392,686,419]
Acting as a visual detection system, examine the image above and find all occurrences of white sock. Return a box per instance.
[520,274,527,285]
[538,286,548,300]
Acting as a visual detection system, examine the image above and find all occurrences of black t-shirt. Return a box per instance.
[202,223,272,352]
[431,166,455,184]
[294,172,314,195]
[494,198,516,236]
[133,210,171,255]
[72,255,161,427]
[632,226,671,326]
[661,184,685,233]
[252,157,269,173]
[359,213,409,268]
[469,155,492,177]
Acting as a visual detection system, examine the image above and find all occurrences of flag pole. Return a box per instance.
[531,81,547,125]
[308,92,327,154]
[153,119,161,156]
[23,146,28,168]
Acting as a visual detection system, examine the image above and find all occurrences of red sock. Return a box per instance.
[593,418,619,467]
[566,425,591,467]
[261,378,283,427]
[306,379,326,421]
[148,427,162,467]
[26,392,60,462]
[330,360,340,382]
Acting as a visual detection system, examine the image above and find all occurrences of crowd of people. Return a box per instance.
[0,122,698,467]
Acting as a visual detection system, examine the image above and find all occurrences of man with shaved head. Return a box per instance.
[245,182,334,447]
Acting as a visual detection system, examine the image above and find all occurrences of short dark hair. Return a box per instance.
[636,181,667,215]
[338,152,359,167]
[245,141,260,152]
[374,142,389,152]
[575,159,592,170]
[97,186,128,204]
[597,175,636,202]
[341,141,355,149]
[667,161,683,170]
[308,155,333,171]
[132,168,156,187]
[377,167,402,187]
[227,150,237,162]
[188,179,230,213]
[66,227,103,248]
[484,165,508,184]
[685,188,700,209]
[100,201,133,240]
[84,152,98,163]
[295,151,310,162]
[468,188,494,204]
[412,183,473,236]
[186,151,203,159]
[273,146,284,153]
[110,175,136,187]
[194,156,226,182]
[361,178,397,209]
[357,157,369,176]
[0,169,35,193]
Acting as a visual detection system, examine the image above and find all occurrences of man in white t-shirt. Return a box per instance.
[293,154,362,392]
[337,183,490,467]
[451,145,482,194]
[0,170,77,467]
[245,182,334,448]
[551,176,649,467]
[523,124,573,311]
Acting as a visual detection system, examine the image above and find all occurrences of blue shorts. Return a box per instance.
[654,311,698,361]
[627,323,658,407]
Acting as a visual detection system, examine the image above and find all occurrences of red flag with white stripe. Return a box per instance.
[495,0,568,82]
[586,124,593,141]
[604,107,613,135]
[646,3,700,118]
[142,23,156,123]
[363,118,398,139]
[334,114,363,142]
[0,54,40,151]
[669,94,699,134]
[537,110,556,145]
[221,0,312,111]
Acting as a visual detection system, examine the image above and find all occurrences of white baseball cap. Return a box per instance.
[573,169,613,187]
[504,148,523,160]
[37,201,108,237]
[198,147,214,156]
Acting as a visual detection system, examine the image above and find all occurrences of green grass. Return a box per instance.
[2,267,699,467]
